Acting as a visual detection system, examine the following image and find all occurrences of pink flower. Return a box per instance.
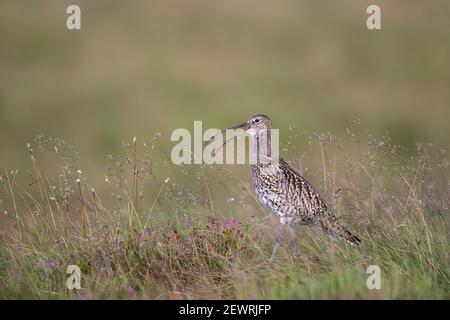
[49,259,57,269]
[187,235,194,241]
[128,286,134,294]
[208,217,222,230]
[99,231,109,240]
[224,219,238,229]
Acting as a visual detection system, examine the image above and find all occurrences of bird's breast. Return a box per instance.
[251,164,288,216]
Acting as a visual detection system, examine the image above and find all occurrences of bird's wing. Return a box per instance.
[278,158,329,216]
[277,158,361,244]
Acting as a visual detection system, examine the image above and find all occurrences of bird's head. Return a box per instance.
[228,114,272,136]
[204,114,273,154]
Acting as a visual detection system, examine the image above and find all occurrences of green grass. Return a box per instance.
[0,133,448,299]
[0,2,449,299]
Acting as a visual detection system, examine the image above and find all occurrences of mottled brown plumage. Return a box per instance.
[252,157,360,243]
[227,114,360,257]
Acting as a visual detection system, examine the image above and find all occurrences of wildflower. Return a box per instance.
[224,218,238,229]
[49,259,57,269]
[99,231,109,240]
[208,217,221,230]
[187,235,194,241]
[128,286,135,294]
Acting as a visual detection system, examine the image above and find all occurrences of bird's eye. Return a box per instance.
[254,119,260,123]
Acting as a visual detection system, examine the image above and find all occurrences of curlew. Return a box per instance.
[221,114,361,258]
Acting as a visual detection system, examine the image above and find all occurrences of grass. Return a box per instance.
[0,131,448,300]
[1,1,449,300]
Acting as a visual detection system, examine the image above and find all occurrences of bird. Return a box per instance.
[221,114,361,258]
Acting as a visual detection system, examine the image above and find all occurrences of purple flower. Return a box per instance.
[224,219,238,229]
[99,231,109,240]
[128,286,135,294]
[237,230,244,238]
[49,259,57,269]
[187,235,194,241]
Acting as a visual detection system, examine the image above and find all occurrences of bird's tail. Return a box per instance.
[320,220,361,246]
[340,228,361,245]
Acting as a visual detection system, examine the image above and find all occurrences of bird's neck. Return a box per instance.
[250,129,274,166]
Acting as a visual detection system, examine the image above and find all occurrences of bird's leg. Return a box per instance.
[288,224,297,256]
[270,223,284,260]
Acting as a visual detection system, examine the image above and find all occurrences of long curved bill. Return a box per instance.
[204,121,248,155]
[227,122,248,130]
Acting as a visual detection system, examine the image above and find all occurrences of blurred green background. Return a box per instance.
[1,0,449,182]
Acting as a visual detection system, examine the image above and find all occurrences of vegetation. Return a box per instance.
[0,132,448,299]
[0,1,449,299]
